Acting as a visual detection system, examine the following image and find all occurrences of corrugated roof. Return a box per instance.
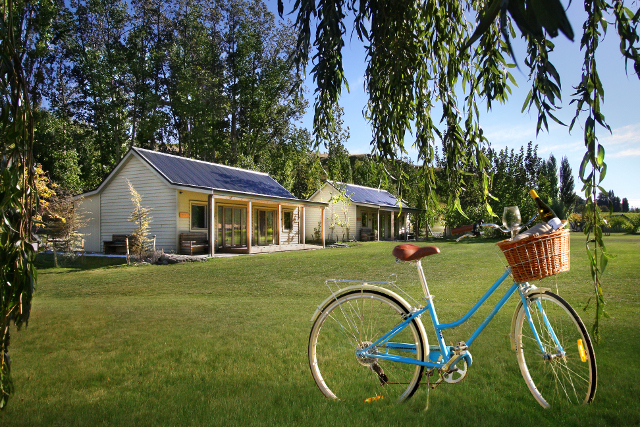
[331,182,408,208]
[134,147,297,200]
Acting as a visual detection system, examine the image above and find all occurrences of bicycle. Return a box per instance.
[308,216,597,408]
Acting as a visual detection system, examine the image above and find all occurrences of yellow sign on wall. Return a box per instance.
[179,212,190,218]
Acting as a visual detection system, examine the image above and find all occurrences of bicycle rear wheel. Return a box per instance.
[309,289,425,403]
[514,290,597,408]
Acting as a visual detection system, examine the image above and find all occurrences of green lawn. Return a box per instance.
[3,234,639,426]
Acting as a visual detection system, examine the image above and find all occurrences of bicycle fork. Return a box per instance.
[517,287,566,359]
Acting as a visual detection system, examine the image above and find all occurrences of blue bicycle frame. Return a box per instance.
[356,266,562,369]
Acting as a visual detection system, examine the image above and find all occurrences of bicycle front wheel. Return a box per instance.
[309,290,425,403]
[514,290,597,408]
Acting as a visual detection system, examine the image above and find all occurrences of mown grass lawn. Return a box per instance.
[2,234,639,426]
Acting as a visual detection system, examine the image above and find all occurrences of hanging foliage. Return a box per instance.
[0,0,39,409]
[281,0,640,339]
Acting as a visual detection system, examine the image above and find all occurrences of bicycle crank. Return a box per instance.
[430,355,469,388]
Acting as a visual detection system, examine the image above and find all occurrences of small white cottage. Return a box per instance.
[305,181,419,243]
[76,147,328,255]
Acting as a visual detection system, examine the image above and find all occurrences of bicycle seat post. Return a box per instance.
[415,260,433,301]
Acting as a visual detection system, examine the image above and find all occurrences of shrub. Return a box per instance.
[625,215,640,234]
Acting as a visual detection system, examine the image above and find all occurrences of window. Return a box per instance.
[362,212,368,227]
[283,211,293,231]
[191,202,207,230]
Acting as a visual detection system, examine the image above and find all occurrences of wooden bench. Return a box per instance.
[180,232,209,255]
[103,234,135,254]
[360,227,377,241]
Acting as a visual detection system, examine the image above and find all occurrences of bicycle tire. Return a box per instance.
[514,290,597,408]
[309,289,425,403]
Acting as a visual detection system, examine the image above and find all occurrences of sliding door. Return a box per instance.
[254,209,275,246]
[217,206,247,248]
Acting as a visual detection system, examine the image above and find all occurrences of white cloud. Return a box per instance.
[608,147,640,158]
[484,120,640,154]
[600,123,640,158]
[536,140,584,155]
[601,123,640,158]
[483,123,534,146]
[599,123,640,147]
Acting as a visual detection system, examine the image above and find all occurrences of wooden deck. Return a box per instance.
[213,243,324,256]
[248,243,323,254]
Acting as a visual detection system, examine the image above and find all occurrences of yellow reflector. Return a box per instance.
[578,339,587,362]
[364,396,383,403]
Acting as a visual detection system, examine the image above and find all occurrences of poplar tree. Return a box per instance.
[559,156,577,216]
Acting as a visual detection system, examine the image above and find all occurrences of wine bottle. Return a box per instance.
[529,190,562,230]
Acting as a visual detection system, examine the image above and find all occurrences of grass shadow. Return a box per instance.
[35,252,128,271]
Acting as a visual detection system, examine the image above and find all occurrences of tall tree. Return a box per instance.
[127,0,173,151]
[165,0,211,156]
[267,127,324,199]
[68,0,130,176]
[352,155,382,189]
[324,105,352,183]
[36,3,100,191]
[559,156,577,216]
[542,154,559,202]
[222,0,304,165]
[608,190,621,212]
[487,146,535,222]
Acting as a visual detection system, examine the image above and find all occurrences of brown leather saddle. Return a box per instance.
[392,244,440,262]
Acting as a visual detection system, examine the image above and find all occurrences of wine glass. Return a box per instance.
[502,206,522,239]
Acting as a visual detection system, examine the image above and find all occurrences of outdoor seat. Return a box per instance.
[180,232,209,255]
[392,244,440,262]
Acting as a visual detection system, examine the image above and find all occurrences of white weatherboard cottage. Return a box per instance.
[77,147,328,255]
[306,181,420,243]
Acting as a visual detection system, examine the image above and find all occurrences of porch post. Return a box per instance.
[277,204,282,246]
[247,201,252,254]
[391,212,395,240]
[209,195,215,257]
[301,206,306,245]
[377,209,380,241]
[321,207,326,248]
[405,214,409,241]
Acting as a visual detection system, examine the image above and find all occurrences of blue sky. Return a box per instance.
[273,1,640,208]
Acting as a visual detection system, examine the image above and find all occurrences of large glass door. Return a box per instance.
[379,212,391,239]
[254,209,275,246]
[217,206,246,248]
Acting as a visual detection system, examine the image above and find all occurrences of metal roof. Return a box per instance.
[134,147,298,200]
[330,181,410,209]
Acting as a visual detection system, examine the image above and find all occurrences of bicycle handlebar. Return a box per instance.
[451,224,474,235]
[451,212,539,241]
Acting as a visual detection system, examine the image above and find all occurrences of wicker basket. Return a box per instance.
[496,227,570,283]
